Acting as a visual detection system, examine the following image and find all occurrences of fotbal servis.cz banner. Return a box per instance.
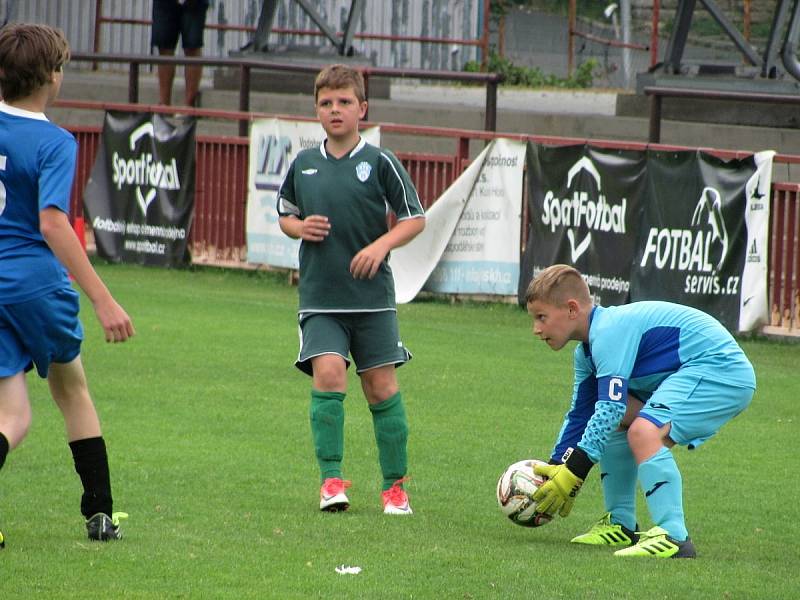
[246,119,380,269]
[519,143,647,307]
[390,138,527,301]
[520,142,773,332]
[83,112,196,267]
[631,150,773,332]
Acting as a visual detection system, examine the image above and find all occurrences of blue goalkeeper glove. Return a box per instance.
[532,447,594,517]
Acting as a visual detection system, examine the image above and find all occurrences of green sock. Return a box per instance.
[310,390,345,483]
[369,391,408,491]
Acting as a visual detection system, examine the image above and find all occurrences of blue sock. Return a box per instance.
[599,430,637,532]
[638,446,688,541]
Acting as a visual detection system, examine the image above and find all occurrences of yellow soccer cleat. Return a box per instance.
[614,526,696,558]
[571,513,638,547]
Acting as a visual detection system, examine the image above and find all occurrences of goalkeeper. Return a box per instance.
[524,265,755,558]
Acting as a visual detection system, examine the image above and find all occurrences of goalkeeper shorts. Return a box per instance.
[636,366,754,450]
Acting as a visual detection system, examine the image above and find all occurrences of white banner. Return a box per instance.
[739,150,774,332]
[390,138,526,302]
[246,119,380,268]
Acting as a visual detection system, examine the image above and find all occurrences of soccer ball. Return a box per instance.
[496,459,553,528]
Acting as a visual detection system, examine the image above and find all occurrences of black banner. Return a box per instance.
[631,151,760,330]
[519,143,647,306]
[84,112,196,266]
[520,142,771,332]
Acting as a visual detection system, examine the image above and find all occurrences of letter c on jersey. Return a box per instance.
[608,377,623,401]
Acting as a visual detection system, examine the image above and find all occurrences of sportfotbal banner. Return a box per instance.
[246,119,380,269]
[390,138,526,301]
[83,112,196,267]
[519,143,647,307]
[631,150,774,332]
[520,143,773,332]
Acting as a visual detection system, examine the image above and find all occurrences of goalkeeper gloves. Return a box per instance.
[533,447,594,517]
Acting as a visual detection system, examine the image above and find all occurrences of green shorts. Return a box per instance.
[295,311,412,376]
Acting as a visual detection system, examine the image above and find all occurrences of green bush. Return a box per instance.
[464,51,598,89]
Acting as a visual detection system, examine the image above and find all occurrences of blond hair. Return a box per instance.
[314,63,366,103]
[525,264,592,307]
[0,23,69,102]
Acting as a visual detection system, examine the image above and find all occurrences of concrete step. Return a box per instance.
[50,67,800,180]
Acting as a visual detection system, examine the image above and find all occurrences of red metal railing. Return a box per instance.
[92,0,491,69]
[770,183,800,327]
[192,137,250,263]
[61,103,800,331]
[567,0,659,75]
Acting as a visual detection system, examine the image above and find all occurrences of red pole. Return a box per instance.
[93,0,103,71]
[568,0,576,76]
[73,216,86,252]
[481,0,490,70]
[743,0,751,42]
[650,0,660,68]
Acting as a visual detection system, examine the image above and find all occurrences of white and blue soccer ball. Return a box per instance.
[496,459,553,528]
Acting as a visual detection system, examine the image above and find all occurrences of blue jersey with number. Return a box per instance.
[0,103,76,304]
[550,301,755,463]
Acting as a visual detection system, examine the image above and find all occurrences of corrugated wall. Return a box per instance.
[9,0,481,70]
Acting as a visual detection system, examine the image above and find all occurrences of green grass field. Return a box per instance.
[3,264,798,599]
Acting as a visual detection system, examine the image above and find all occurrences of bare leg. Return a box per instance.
[184,47,203,107]
[157,47,177,105]
[311,354,348,393]
[47,356,101,442]
[0,372,32,449]
[359,365,399,405]
[627,417,674,464]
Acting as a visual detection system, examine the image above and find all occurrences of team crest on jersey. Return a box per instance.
[355,161,372,182]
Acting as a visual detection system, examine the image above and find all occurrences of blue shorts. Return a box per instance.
[637,366,755,449]
[296,311,412,377]
[0,287,84,378]
[151,0,209,50]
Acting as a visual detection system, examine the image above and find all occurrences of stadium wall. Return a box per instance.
[7,0,482,70]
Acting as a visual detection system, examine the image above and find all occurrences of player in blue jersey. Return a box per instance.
[524,264,755,558]
[278,64,425,515]
[0,23,135,547]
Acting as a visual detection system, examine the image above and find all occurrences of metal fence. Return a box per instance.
[9,0,484,70]
[64,111,800,334]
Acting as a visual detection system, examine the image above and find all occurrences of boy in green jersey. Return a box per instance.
[277,64,425,514]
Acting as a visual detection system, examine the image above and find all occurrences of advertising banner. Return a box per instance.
[246,119,380,268]
[631,150,774,331]
[83,112,196,266]
[390,138,526,301]
[519,143,647,306]
[390,142,491,303]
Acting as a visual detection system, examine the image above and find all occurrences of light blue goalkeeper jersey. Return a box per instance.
[550,301,755,463]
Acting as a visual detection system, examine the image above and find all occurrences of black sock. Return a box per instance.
[69,436,113,518]
[0,432,9,470]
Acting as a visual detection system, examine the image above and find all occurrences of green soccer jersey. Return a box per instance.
[278,138,424,312]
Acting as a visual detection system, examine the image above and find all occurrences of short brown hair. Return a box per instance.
[314,64,366,103]
[0,23,70,102]
[525,264,592,307]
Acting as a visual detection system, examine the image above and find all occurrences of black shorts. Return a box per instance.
[151,0,209,51]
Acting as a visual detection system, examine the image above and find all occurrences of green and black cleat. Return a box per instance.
[86,512,128,541]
